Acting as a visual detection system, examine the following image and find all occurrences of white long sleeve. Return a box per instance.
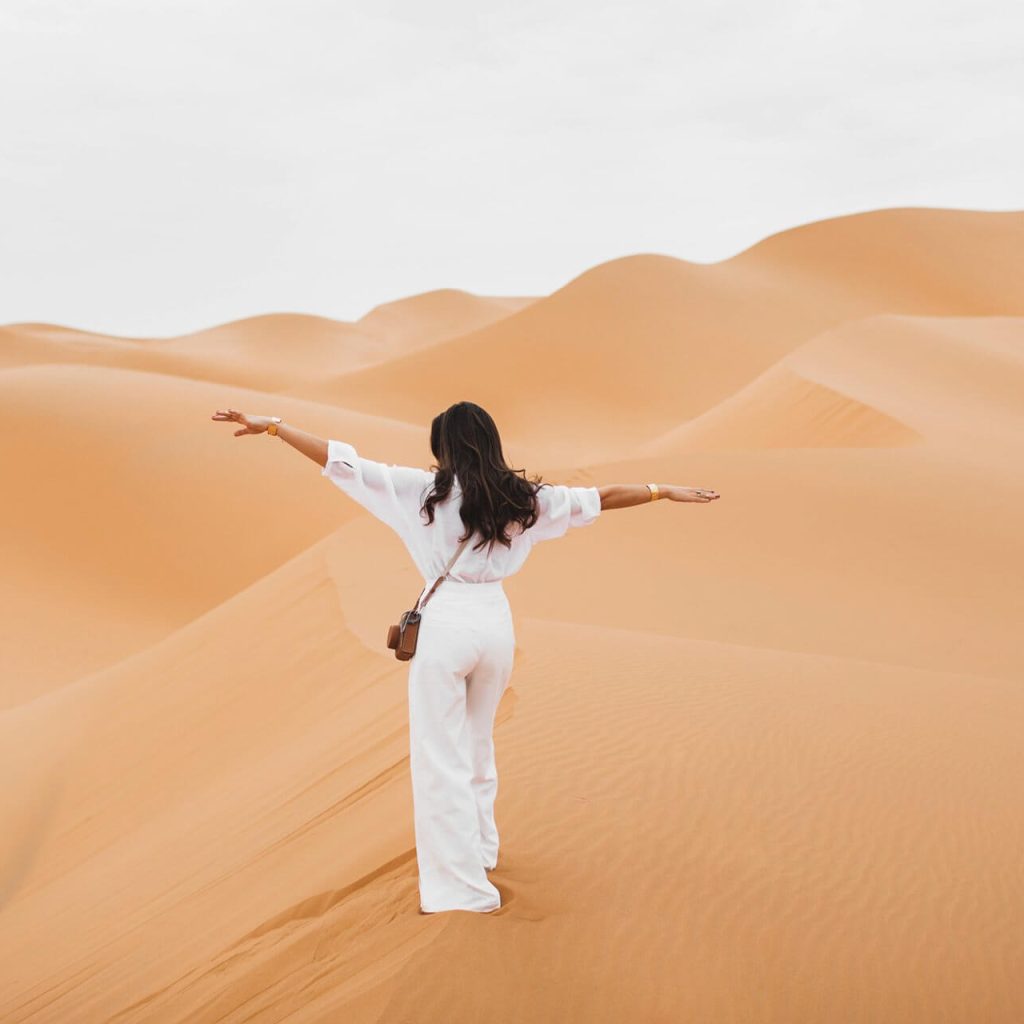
[527,483,602,543]
[321,439,434,532]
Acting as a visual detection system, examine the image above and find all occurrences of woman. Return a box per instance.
[212,401,719,914]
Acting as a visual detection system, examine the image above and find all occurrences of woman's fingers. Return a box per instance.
[213,408,258,436]
[212,408,248,425]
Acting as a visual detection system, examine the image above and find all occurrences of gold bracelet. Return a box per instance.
[267,416,282,436]
[646,483,659,501]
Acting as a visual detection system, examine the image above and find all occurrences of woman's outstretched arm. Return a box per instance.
[597,483,720,509]
[211,409,326,467]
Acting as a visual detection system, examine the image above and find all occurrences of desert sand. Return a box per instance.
[1,207,1022,1022]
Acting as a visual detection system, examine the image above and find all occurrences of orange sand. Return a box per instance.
[1,208,1022,1022]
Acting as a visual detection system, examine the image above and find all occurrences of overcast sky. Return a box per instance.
[1,0,1021,336]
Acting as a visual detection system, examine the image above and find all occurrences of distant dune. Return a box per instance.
[641,314,1024,452]
[354,288,535,349]
[297,208,1024,454]
[2,207,1023,1023]
[0,289,534,396]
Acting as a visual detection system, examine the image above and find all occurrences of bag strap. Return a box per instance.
[414,533,473,613]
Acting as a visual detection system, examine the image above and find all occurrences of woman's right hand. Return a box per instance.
[211,408,274,436]
[667,485,720,502]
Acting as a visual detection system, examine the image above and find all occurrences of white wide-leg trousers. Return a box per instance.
[407,578,515,913]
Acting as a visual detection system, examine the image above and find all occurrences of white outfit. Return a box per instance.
[321,439,601,912]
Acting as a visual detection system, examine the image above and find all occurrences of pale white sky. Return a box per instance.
[1,0,1021,336]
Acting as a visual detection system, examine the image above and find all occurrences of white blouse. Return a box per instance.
[321,439,602,583]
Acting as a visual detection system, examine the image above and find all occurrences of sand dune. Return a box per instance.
[642,314,1024,452]
[0,362,441,707]
[297,209,1024,457]
[1,288,529,396]
[0,315,383,394]
[2,552,1020,1021]
[2,207,1023,1022]
[0,290,529,705]
[354,288,535,349]
[643,361,923,451]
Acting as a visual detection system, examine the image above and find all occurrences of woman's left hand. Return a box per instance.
[211,408,274,436]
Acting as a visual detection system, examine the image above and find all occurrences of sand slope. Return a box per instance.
[2,207,1023,1023]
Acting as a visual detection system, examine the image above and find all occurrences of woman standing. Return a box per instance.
[212,400,719,914]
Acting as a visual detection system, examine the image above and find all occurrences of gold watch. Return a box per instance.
[267,416,282,436]
[646,483,660,501]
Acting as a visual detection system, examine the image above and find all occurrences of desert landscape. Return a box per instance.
[2,206,1023,1022]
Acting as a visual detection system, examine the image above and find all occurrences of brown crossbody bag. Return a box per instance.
[386,534,472,661]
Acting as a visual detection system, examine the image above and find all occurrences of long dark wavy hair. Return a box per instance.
[420,401,546,552]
